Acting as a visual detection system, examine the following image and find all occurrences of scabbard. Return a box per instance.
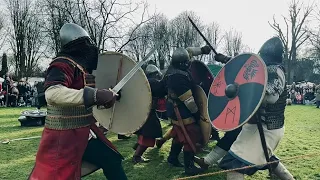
[256,112,273,176]
[173,104,197,153]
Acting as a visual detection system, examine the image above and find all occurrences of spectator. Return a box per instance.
[296,92,302,104]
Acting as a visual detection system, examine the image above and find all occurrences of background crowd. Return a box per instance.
[288,82,320,108]
[0,74,44,107]
[0,71,319,109]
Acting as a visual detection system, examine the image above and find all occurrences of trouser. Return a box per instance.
[216,127,242,151]
[82,138,127,180]
[138,135,156,147]
[316,101,320,108]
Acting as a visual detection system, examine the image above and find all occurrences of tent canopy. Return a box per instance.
[208,64,222,76]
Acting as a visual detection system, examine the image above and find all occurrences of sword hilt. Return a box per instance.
[108,88,119,97]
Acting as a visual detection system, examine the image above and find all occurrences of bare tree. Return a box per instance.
[6,0,47,78]
[269,0,313,83]
[0,15,7,51]
[42,0,73,55]
[126,13,171,69]
[149,14,170,69]
[42,0,151,56]
[308,6,320,74]
[204,22,222,64]
[7,0,31,78]
[170,11,203,49]
[223,28,245,57]
[126,24,151,62]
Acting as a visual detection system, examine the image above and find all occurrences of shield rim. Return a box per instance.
[92,51,152,134]
[194,85,212,145]
[208,53,267,132]
[190,60,215,95]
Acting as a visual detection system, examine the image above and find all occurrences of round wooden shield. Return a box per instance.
[190,60,214,96]
[92,52,152,134]
[208,53,267,132]
[193,85,212,145]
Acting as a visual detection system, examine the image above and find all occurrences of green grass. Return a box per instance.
[0,106,320,180]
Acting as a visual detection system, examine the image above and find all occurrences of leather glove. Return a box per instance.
[201,45,211,54]
[83,87,117,109]
[214,53,232,63]
[96,89,116,108]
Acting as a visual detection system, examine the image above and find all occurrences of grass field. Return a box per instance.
[0,106,320,180]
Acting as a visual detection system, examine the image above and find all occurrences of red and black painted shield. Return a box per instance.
[208,53,267,131]
[190,60,214,95]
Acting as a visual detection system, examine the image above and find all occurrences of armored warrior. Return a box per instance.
[162,46,211,176]
[194,54,243,169]
[29,23,127,180]
[156,45,221,149]
[217,37,294,180]
[132,64,167,164]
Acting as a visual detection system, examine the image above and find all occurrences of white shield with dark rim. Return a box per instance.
[92,52,152,134]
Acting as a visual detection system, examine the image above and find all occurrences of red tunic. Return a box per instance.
[156,98,166,112]
[29,58,121,180]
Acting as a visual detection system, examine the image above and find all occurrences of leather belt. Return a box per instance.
[170,117,195,126]
[45,105,92,130]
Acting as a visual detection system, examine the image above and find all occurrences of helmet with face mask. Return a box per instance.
[59,23,99,73]
[258,36,284,66]
[145,64,162,80]
[170,48,191,71]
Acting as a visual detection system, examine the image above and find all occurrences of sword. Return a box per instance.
[188,16,218,55]
[1,136,41,144]
[109,33,170,94]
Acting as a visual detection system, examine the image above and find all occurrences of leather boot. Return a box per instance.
[184,151,205,176]
[132,145,150,164]
[203,146,227,166]
[156,138,166,148]
[167,143,183,167]
[226,171,244,180]
[210,128,220,141]
[273,162,295,180]
[194,156,209,170]
[118,134,131,140]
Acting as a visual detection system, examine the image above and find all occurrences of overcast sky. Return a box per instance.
[144,0,317,52]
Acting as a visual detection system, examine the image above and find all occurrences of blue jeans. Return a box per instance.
[317,101,320,108]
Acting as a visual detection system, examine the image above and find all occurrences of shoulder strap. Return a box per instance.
[52,56,86,75]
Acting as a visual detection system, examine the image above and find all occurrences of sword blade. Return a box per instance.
[112,33,170,93]
[188,16,218,55]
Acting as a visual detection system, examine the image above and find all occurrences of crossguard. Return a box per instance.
[108,88,119,96]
